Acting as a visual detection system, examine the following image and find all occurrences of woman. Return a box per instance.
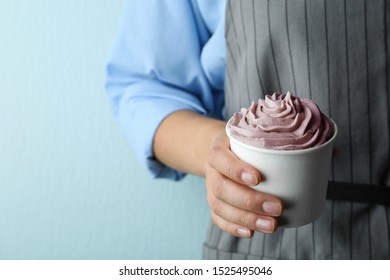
[105,0,390,259]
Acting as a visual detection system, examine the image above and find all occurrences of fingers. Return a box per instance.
[206,166,283,236]
[206,159,283,217]
[211,172,283,217]
[210,199,278,236]
[211,212,254,238]
[205,131,284,237]
[207,134,261,186]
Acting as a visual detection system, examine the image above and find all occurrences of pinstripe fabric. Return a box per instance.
[203,0,390,259]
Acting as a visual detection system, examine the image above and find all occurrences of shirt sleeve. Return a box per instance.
[105,0,215,180]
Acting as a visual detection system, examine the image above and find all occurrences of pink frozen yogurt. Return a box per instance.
[227,92,333,150]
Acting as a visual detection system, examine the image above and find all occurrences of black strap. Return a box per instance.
[326,181,390,206]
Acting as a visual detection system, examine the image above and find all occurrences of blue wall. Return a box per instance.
[0,0,210,259]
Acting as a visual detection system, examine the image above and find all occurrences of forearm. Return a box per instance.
[153,110,226,177]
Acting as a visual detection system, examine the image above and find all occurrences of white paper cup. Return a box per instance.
[226,119,337,228]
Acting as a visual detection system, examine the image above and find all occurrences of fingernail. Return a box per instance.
[255,218,274,232]
[237,227,251,238]
[262,201,282,216]
[241,172,257,185]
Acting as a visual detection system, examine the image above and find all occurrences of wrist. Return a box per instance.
[153,110,226,177]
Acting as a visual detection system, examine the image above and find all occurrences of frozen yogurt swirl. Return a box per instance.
[227,92,333,150]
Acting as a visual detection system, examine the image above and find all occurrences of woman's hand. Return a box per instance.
[153,110,283,237]
[204,129,284,238]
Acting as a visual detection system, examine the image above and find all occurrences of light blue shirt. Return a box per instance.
[105,0,226,180]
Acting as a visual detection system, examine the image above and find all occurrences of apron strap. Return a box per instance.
[326,181,390,206]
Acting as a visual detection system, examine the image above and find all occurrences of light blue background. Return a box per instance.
[0,0,210,259]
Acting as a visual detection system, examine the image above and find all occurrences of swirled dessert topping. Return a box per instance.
[227,92,333,150]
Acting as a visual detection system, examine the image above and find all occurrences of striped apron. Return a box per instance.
[203,0,390,259]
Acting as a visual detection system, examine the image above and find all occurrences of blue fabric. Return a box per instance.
[105,0,226,180]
